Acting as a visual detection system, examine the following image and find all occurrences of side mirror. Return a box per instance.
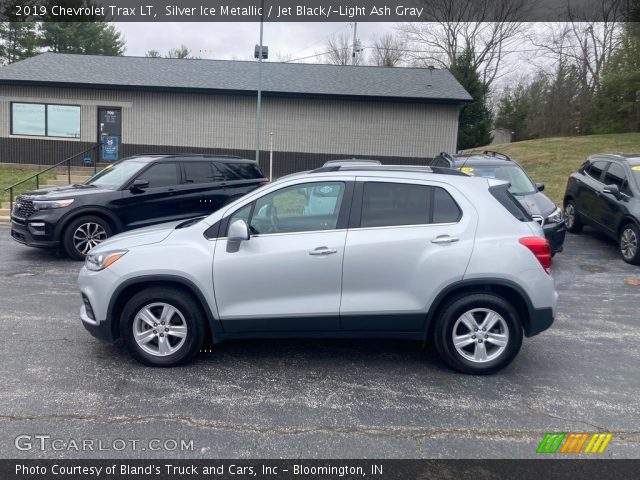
[536,183,545,192]
[603,184,621,199]
[226,219,250,253]
[130,179,149,192]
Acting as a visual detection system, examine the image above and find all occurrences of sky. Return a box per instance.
[115,22,397,62]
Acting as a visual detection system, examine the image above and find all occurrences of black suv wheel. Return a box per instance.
[434,293,523,375]
[63,215,112,260]
[564,200,583,233]
[619,223,640,264]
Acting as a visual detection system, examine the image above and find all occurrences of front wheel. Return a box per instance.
[434,293,523,375]
[564,200,583,233]
[63,215,112,260]
[120,287,205,367]
[619,223,640,265]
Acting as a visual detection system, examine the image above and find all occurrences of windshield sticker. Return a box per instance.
[632,166,640,171]
[460,167,474,173]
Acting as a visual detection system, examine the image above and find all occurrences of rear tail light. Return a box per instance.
[519,237,551,273]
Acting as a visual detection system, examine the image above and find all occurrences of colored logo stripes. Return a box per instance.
[537,433,613,454]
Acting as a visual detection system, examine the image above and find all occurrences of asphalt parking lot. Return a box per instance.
[0,223,639,459]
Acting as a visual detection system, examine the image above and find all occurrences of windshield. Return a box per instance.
[84,160,148,190]
[631,164,640,187]
[460,164,536,195]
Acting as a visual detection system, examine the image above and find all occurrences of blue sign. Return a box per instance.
[102,135,119,162]
[83,156,93,166]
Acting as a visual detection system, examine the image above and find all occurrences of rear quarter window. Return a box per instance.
[489,184,532,222]
[221,162,265,180]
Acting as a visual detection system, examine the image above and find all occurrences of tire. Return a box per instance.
[564,200,583,233]
[120,287,206,367]
[619,223,640,265]
[63,215,112,260]
[433,293,523,375]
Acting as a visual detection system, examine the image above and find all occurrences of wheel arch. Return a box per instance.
[106,275,222,344]
[617,216,640,237]
[54,207,123,241]
[425,279,537,341]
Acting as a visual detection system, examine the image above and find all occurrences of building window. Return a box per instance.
[11,102,80,138]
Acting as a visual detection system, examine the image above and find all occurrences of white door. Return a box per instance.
[213,180,350,333]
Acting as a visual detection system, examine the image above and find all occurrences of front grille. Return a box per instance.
[12,196,35,219]
[532,215,545,227]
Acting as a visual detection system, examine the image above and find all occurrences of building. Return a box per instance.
[0,53,471,176]
[490,128,513,145]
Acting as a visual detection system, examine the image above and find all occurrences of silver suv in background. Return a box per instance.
[78,164,557,374]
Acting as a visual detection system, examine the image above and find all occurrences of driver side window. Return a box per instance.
[228,182,346,235]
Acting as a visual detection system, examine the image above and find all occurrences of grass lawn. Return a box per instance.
[468,132,640,206]
[0,167,55,204]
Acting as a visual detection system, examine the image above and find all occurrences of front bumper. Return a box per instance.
[543,221,566,254]
[10,219,59,248]
[78,266,120,343]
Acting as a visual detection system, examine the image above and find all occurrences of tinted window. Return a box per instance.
[138,163,179,188]
[433,187,462,223]
[222,162,264,180]
[489,184,532,222]
[586,161,608,181]
[184,162,224,184]
[361,182,431,228]
[248,182,345,234]
[603,163,629,193]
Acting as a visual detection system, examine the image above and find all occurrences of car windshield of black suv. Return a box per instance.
[631,162,640,185]
[462,164,536,196]
[84,160,148,190]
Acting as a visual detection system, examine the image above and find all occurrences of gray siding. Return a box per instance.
[0,85,460,159]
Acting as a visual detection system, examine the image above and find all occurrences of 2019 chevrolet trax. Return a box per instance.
[78,164,558,374]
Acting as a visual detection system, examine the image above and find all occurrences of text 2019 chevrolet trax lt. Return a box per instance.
[78,164,557,374]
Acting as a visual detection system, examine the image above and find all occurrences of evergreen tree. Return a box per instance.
[0,0,39,64]
[449,47,493,150]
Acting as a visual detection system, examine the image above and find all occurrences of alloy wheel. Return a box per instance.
[452,308,510,363]
[132,302,188,357]
[621,228,638,261]
[73,222,108,255]
[564,204,575,229]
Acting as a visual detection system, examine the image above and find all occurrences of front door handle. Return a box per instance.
[309,246,337,256]
[431,235,459,245]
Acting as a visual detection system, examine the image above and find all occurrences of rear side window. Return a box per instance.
[221,162,264,180]
[183,162,224,184]
[360,182,461,228]
[137,163,179,188]
[489,184,532,222]
[585,161,608,181]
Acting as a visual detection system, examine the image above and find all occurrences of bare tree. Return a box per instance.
[398,0,528,86]
[324,31,364,65]
[371,33,406,67]
[530,0,624,95]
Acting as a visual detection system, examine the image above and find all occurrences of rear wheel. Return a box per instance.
[434,293,523,375]
[564,200,583,233]
[120,287,205,367]
[63,215,112,260]
[619,223,640,265]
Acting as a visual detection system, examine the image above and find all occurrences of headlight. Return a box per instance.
[546,207,564,224]
[85,249,128,271]
[32,199,74,210]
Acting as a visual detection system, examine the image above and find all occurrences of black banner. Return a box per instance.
[1,459,640,480]
[1,0,639,22]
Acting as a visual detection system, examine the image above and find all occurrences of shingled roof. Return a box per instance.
[0,53,472,104]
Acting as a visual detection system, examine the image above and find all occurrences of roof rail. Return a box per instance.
[309,164,468,176]
[132,153,244,159]
[482,150,512,161]
[437,152,456,162]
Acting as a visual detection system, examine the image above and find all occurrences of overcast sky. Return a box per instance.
[115,22,397,62]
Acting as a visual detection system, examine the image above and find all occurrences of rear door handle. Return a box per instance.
[309,246,337,256]
[431,235,459,244]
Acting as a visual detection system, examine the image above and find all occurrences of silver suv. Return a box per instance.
[78,165,557,374]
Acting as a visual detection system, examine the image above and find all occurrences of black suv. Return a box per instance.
[564,153,640,264]
[10,154,267,259]
[430,151,566,254]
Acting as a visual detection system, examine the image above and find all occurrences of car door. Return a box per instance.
[118,162,183,229]
[212,178,353,333]
[576,160,609,226]
[179,161,228,216]
[340,178,477,331]
[599,162,632,234]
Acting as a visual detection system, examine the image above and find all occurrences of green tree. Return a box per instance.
[450,47,492,150]
[495,84,531,141]
[166,45,198,59]
[0,0,39,64]
[39,22,125,55]
[145,50,161,58]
